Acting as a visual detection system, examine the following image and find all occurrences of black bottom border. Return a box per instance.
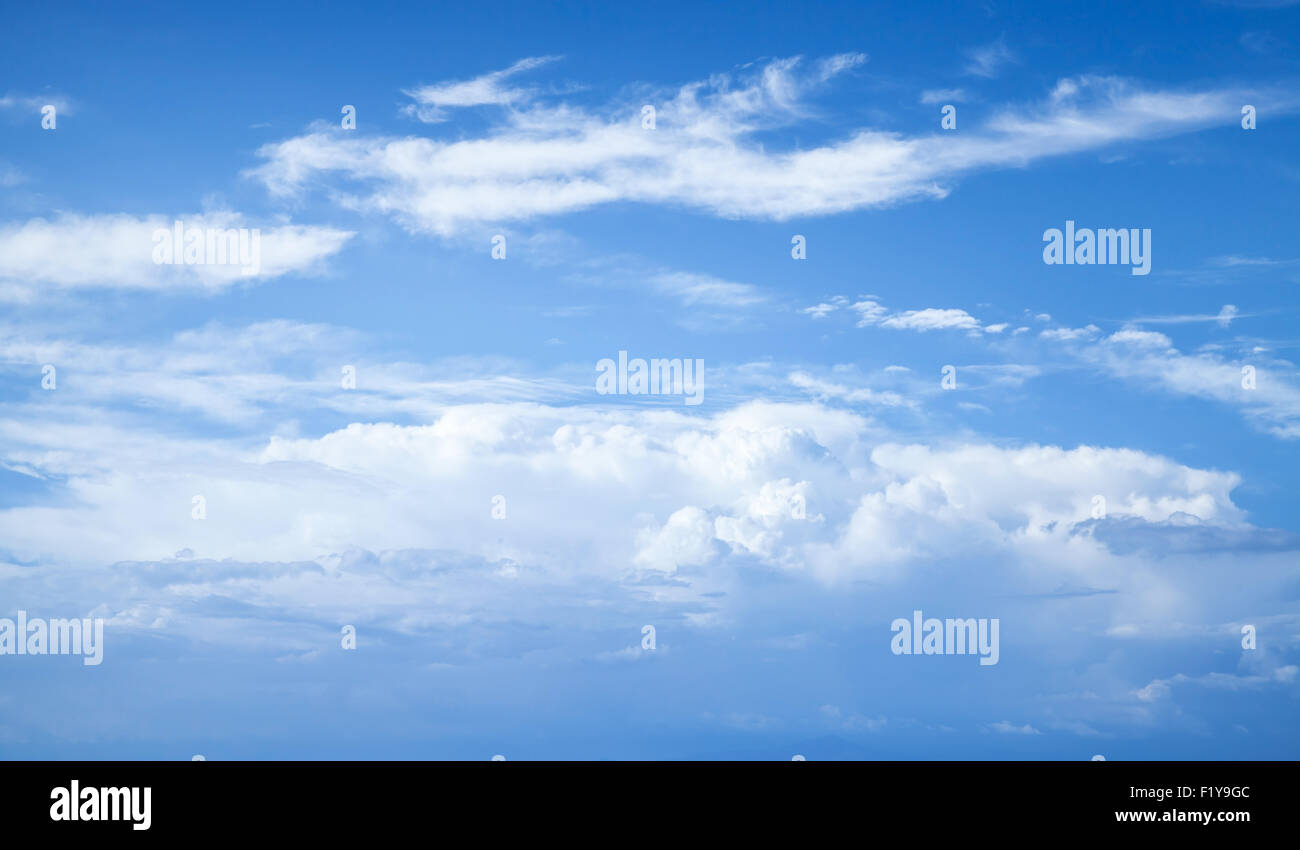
[2,760,1287,837]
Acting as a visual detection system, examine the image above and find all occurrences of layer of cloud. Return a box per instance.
[2,318,1297,746]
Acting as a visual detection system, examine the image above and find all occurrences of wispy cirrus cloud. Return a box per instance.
[1126,304,1244,327]
[250,60,1290,236]
[1154,254,1300,286]
[1039,323,1300,439]
[0,91,72,118]
[649,271,766,308]
[0,319,589,425]
[401,55,563,123]
[0,212,353,299]
[963,38,1016,78]
[987,721,1042,735]
[920,88,967,104]
[787,370,912,407]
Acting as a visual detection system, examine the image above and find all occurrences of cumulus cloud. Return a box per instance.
[0,360,1261,592]
[813,296,991,333]
[879,308,983,332]
[635,506,719,573]
[799,297,847,319]
[2,319,1297,745]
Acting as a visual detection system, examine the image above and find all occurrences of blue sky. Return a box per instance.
[1,0,1299,759]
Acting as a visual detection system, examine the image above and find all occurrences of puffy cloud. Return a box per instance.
[0,380,1259,594]
[635,506,718,572]
[880,308,982,332]
[2,321,1297,745]
[818,297,992,334]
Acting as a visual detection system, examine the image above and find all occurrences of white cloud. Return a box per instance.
[250,63,1287,235]
[821,705,887,732]
[401,56,561,123]
[634,506,718,573]
[921,88,966,104]
[812,52,869,81]
[963,39,1016,78]
[1127,305,1244,327]
[0,320,583,423]
[0,364,1254,592]
[649,271,766,307]
[1040,325,1100,341]
[823,297,991,333]
[0,318,1294,742]
[800,300,843,319]
[1137,665,1299,702]
[1047,325,1300,439]
[0,212,353,297]
[850,299,890,327]
[988,721,1042,735]
[2,320,1295,739]
[787,371,911,407]
[1211,255,1284,267]
[880,307,982,332]
[0,92,73,117]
